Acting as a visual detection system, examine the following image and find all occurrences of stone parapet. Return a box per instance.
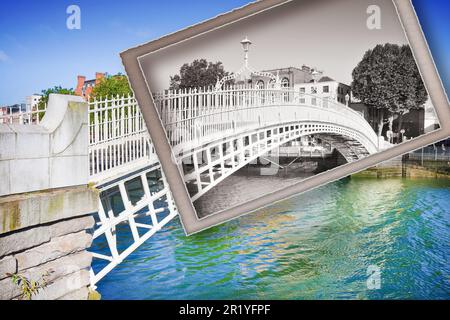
[0,94,98,300]
[0,94,88,197]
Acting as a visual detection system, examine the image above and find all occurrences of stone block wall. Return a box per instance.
[0,94,98,300]
[0,187,97,300]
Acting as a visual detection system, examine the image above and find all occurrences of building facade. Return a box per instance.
[26,94,42,112]
[249,65,351,105]
[75,72,106,101]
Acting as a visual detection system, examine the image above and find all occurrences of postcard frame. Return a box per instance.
[121,0,450,235]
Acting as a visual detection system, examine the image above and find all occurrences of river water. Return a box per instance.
[93,177,450,300]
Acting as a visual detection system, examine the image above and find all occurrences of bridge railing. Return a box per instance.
[88,95,157,182]
[1,95,158,183]
[154,85,379,153]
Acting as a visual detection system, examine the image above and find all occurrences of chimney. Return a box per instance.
[75,75,86,96]
[85,86,93,101]
[95,72,105,86]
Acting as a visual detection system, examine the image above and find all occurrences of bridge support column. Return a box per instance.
[0,94,97,300]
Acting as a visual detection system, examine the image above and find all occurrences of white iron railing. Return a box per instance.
[2,88,380,182]
[88,95,157,182]
[154,85,380,154]
[408,152,450,161]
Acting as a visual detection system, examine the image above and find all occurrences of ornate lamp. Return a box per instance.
[215,37,279,90]
[240,37,252,68]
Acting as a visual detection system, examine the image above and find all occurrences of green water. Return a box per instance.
[93,177,450,299]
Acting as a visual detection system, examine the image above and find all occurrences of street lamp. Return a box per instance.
[215,37,277,90]
[241,37,252,68]
[400,129,405,142]
[345,93,350,107]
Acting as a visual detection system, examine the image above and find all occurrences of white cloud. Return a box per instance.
[0,50,9,62]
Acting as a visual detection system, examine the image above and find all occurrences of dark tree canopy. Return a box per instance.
[351,43,427,114]
[351,43,428,139]
[169,59,231,90]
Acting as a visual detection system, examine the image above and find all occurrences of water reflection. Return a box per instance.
[93,178,450,300]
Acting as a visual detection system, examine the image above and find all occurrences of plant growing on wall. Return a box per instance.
[7,271,52,300]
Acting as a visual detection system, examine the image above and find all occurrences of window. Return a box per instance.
[311,87,317,94]
[323,86,329,93]
[299,87,305,94]
[281,77,290,88]
[268,79,276,88]
[256,80,265,89]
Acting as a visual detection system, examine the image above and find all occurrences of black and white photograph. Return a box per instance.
[138,0,440,219]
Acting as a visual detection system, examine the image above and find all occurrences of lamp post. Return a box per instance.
[241,37,252,68]
[400,129,405,142]
[216,37,277,90]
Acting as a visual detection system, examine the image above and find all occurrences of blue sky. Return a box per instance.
[0,0,448,105]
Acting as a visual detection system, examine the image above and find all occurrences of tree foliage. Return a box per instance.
[91,74,132,100]
[169,59,231,90]
[351,44,427,137]
[37,86,75,111]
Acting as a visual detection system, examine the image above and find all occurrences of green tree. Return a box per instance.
[37,86,75,111]
[351,43,427,139]
[90,74,132,100]
[169,59,231,90]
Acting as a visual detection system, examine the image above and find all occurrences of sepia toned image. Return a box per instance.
[137,0,440,219]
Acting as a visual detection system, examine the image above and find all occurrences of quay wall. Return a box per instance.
[0,95,97,300]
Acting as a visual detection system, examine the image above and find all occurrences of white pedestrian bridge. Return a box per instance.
[1,86,380,288]
[155,86,379,201]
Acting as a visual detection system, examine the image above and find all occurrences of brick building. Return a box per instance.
[75,72,106,100]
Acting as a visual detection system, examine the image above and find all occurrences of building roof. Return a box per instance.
[260,66,304,73]
[318,76,335,82]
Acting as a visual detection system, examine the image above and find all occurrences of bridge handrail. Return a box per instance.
[154,86,379,152]
[156,87,364,120]
[88,95,157,182]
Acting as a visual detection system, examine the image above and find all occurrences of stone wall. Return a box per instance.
[352,155,450,179]
[0,187,97,300]
[0,94,98,300]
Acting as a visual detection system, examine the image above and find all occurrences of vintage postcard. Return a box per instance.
[121,0,450,234]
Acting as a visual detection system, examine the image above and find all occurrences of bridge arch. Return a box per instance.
[176,120,373,201]
[154,86,380,201]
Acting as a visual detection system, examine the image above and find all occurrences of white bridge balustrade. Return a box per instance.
[1,86,381,290]
[154,85,380,200]
[0,94,177,290]
[86,96,176,288]
[88,95,158,183]
[155,86,379,154]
